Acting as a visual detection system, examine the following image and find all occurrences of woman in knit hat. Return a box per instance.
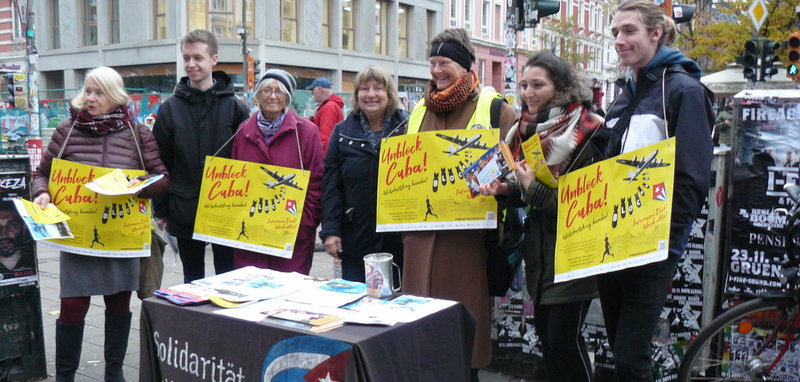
[231,68,324,274]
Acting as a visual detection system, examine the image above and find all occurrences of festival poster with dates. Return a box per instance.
[192,156,309,259]
[554,138,676,282]
[43,159,150,257]
[724,92,800,297]
[376,129,500,232]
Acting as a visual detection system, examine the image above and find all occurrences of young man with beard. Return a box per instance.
[153,30,249,283]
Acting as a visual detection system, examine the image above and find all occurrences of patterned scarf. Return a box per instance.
[359,112,393,149]
[257,111,286,144]
[424,71,480,114]
[514,102,602,177]
[71,105,133,135]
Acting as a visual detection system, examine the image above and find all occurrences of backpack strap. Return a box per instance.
[490,97,503,130]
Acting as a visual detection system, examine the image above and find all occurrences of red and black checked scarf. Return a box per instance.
[71,105,133,135]
[513,102,602,178]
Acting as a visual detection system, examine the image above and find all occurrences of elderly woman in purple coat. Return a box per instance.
[231,69,324,274]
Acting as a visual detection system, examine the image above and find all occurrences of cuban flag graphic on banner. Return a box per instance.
[262,336,352,382]
[652,183,668,202]
[138,200,148,214]
[285,199,298,215]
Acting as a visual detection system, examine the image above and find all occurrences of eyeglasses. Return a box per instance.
[261,88,286,97]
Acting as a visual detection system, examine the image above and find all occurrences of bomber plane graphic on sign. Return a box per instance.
[261,166,304,190]
[616,149,670,183]
[435,133,489,156]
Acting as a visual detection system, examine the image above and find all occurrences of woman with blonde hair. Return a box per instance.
[32,66,169,382]
[320,65,407,281]
[600,1,714,380]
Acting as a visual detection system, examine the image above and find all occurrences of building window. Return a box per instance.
[478,59,485,85]
[375,2,388,54]
[342,0,355,50]
[51,0,60,48]
[187,0,254,39]
[567,0,573,20]
[83,0,97,46]
[579,1,585,28]
[427,10,436,52]
[281,0,298,43]
[322,0,330,48]
[464,0,472,31]
[110,0,120,43]
[449,0,457,27]
[398,5,409,58]
[154,0,166,39]
[494,4,501,40]
[481,0,489,35]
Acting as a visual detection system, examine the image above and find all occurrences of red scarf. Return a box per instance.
[71,105,133,135]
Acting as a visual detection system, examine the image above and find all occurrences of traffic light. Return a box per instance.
[742,39,760,82]
[671,4,695,24]
[512,0,560,30]
[246,55,255,90]
[760,40,780,81]
[787,31,800,81]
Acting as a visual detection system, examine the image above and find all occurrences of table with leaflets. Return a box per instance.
[139,285,475,381]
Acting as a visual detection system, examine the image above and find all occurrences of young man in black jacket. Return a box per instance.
[598,1,714,381]
[153,30,249,282]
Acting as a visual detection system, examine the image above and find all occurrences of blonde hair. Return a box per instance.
[615,0,676,47]
[71,66,129,110]
[256,78,292,111]
[351,65,399,117]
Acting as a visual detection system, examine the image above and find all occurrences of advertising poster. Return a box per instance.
[0,200,36,287]
[193,156,309,259]
[724,92,800,297]
[42,159,150,258]
[376,128,500,232]
[554,138,676,282]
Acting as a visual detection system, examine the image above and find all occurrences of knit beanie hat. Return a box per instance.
[258,69,296,95]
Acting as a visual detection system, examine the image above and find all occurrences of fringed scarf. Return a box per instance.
[424,71,480,114]
[71,105,133,135]
[514,102,602,177]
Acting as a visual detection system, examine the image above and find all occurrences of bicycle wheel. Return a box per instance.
[678,297,800,382]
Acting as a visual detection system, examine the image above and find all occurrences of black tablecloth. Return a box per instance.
[140,297,475,381]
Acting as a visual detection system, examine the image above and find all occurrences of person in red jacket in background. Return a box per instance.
[307,77,344,155]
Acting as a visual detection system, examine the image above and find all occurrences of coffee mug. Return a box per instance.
[363,252,401,298]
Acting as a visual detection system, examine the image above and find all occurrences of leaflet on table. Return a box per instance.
[213,298,397,326]
[342,295,456,323]
[462,142,517,198]
[12,198,74,240]
[85,169,165,195]
[153,283,215,305]
[376,128,500,232]
[554,138,676,282]
[192,156,310,259]
[190,266,315,303]
[283,279,367,308]
[42,159,151,258]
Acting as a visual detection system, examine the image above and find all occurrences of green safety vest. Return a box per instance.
[406,87,502,134]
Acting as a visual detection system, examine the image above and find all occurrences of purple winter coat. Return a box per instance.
[231,109,324,274]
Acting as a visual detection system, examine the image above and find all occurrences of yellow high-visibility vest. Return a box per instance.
[406,87,502,134]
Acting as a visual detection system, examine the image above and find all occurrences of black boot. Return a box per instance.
[104,311,132,382]
[55,320,84,382]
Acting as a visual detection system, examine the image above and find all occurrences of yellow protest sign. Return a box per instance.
[376,129,499,232]
[43,159,151,257]
[554,138,676,282]
[193,156,309,258]
[520,133,558,188]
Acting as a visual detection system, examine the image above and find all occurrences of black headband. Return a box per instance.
[429,42,474,71]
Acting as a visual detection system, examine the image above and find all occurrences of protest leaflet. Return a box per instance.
[376,128,500,231]
[519,133,558,188]
[85,168,164,195]
[193,156,309,258]
[12,198,73,240]
[43,159,151,257]
[554,138,676,282]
